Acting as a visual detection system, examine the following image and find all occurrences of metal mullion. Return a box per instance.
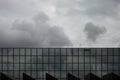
[7,48,9,75]
[101,48,103,77]
[90,48,91,73]
[72,48,73,74]
[19,48,20,79]
[54,48,56,77]
[117,48,119,74]
[30,48,32,76]
[48,48,50,73]
[66,48,67,77]
[36,48,38,79]
[60,48,61,80]
[118,48,120,74]
[95,48,97,75]
[107,48,109,73]
[42,48,44,79]
[78,48,79,77]
[13,48,15,76]
[53,48,55,77]
[24,49,26,73]
[113,48,114,72]
[83,49,85,77]
[1,48,3,72]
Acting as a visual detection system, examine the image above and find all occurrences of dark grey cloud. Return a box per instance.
[84,22,106,42]
[0,12,72,47]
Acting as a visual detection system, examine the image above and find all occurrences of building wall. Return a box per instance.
[0,48,119,80]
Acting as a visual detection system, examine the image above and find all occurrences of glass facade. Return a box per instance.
[0,48,120,80]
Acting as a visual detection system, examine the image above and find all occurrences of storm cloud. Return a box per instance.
[84,22,107,42]
[0,0,120,47]
[0,12,72,48]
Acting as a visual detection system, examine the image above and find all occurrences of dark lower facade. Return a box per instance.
[0,48,120,80]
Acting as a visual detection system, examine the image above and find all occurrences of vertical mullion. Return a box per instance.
[95,48,97,75]
[118,48,120,74]
[84,49,85,77]
[54,48,56,77]
[2,48,3,73]
[90,48,91,73]
[36,48,38,79]
[1,48,3,72]
[113,48,114,72]
[107,48,108,73]
[101,48,102,77]
[42,48,44,79]
[19,48,20,80]
[53,48,55,77]
[48,48,51,73]
[7,48,9,75]
[66,48,67,78]
[117,48,119,74]
[48,48,49,74]
[30,48,32,76]
[24,49,26,73]
[78,48,79,77]
[72,48,73,74]
[13,48,15,76]
[60,48,61,80]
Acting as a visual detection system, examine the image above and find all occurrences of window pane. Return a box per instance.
[49,49,54,55]
[32,49,36,55]
[73,48,79,56]
[43,49,48,56]
[26,49,30,55]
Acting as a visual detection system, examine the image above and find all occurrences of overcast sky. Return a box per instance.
[0,0,120,47]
